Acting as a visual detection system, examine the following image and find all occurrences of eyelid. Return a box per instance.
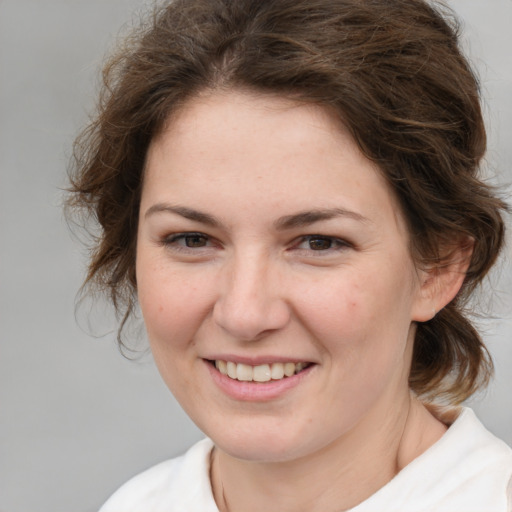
[158,231,352,254]
[160,231,217,249]
[292,234,353,252]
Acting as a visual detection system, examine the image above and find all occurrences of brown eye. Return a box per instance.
[162,232,212,250]
[308,237,333,250]
[293,235,351,254]
[184,234,208,247]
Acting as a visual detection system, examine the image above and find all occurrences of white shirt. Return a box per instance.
[100,408,512,512]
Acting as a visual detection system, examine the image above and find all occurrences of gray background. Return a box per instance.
[0,1,511,511]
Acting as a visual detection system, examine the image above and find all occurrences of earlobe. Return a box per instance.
[412,239,474,322]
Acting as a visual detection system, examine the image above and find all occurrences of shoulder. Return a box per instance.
[425,407,512,510]
[437,407,512,477]
[99,438,218,512]
[352,407,512,512]
[412,407,512,511]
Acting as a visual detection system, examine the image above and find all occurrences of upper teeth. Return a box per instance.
[215,360,308,382]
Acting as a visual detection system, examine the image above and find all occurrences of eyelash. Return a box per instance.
[160,232,351,255]
[161,232,214,251]
[293,235,351,253]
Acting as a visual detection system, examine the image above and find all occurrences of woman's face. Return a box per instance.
[136,90,430,463]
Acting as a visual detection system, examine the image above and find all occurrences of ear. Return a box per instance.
[411,238,474,322]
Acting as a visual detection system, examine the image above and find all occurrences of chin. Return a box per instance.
[201,416,328,463]
[217,436,303,463]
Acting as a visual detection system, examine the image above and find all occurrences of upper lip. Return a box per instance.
[204,354,315,365]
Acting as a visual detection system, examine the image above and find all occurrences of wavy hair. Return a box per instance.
[68,0,508,403]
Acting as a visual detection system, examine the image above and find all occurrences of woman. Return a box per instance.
[68,0,512,510]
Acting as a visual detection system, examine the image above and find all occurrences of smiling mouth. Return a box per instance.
[210,360,312,383]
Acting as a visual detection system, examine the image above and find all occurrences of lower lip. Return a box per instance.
[205,361,315,402]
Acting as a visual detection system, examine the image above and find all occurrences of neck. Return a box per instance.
[210,394,446,512]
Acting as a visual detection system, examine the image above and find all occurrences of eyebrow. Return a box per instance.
[144,203,369,229]
[274,208,370,230]
[144,204,220,227]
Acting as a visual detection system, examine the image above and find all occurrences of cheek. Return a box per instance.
[136,260,211,351]
[299,264,416,358]
[296,272,372,338]
[136,262,214,395]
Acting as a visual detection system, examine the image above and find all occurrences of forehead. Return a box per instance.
[152,90,345,163]
[143,90,407,236]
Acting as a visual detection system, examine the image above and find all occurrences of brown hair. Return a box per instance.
[68,0,508,403]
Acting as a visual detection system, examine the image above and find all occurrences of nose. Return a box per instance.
[212,252,291,341]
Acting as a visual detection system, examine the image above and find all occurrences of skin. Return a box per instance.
[136,90,464,512]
